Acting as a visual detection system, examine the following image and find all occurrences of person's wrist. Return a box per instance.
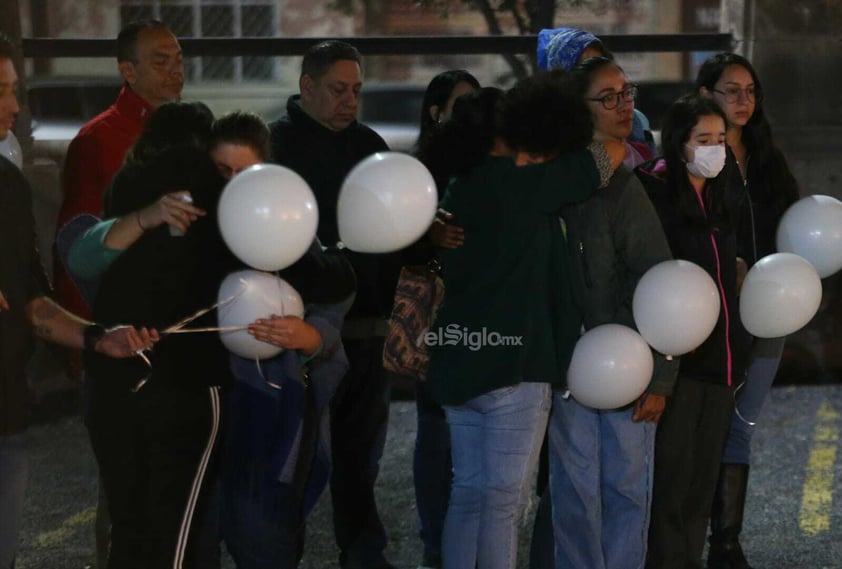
[84,323,106,351]
[136,211,147,232]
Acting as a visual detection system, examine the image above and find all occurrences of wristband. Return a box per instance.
[84,324,106,351]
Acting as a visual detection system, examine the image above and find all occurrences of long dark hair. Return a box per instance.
[415,70,481,161]
[425,87,503,179]
[695,52,799,211]
[127,101,214,165]
[661,93,732,229]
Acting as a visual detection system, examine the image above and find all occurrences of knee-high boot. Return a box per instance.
[707,463,753,569]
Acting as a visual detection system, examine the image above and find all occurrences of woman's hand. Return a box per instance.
[137,191,206,235]
[248,315,322,356]
[428,208,464,249]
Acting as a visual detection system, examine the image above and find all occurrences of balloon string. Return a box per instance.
[129,283,251,392]
[165,325,248,334]
[162,288,244,336]
[732,380,757,427]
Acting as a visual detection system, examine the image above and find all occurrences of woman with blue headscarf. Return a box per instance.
[538,27,656,156]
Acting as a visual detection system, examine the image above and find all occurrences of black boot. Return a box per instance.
[707,463,754,569]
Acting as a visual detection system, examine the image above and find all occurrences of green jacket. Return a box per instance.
[426,151,602,407]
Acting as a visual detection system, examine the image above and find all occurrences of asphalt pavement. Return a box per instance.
[16,384,842,569]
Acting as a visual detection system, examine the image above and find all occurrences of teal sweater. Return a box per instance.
[426,151,601,406]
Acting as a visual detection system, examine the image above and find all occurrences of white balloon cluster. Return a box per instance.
[214,155,438,358]
[569,193,842,410]
[568,260,720,410]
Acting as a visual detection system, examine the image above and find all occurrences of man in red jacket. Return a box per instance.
[56,19,184,319]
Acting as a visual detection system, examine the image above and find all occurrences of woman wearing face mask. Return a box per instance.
[634,94,751,569]
[696,53,799,569]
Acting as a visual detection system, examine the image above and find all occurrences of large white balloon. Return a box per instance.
[217,270,304,359]
[218,164,318,271]
[632,260,720,356]
[567,324,654,410]
[337,152,437,253]
[776,195,842,278]
[740,253,822,338]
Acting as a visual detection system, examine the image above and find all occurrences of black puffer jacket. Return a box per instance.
[562,165,678,395]
[635,158,750,385]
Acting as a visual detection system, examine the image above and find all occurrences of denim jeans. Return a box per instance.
[442,382,551,569]
[414,382,451,566]
[721,337,785,465]
[549,392,655,569]
[0,433,28,569]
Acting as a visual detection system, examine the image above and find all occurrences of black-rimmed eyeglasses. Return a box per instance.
[712,86,760,104]
[586,85,638,110]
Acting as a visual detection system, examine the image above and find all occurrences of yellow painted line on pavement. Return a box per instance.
[799,400,839,536]
[33,507,96,547]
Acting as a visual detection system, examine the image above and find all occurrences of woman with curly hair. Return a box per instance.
[426,74,622,569]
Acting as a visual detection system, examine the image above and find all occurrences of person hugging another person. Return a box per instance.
[537,27,656,157]
[406,69,480,569]
[425,73,623,569]
[529,57,677,569]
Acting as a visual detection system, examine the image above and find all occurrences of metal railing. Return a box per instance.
[21,33,735,58]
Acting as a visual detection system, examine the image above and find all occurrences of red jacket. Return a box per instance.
[56,85,153,316]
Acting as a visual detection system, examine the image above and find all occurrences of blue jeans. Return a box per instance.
[721,336,785,465]
[0,433,28,569]
[442,382,551,569]
[549,392,655,569]
[414,382,451,565]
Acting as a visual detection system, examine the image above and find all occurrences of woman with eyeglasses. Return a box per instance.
[695,52,799,569]
[634,93,751,569]
[537,27,657,155]
[529,57,676,569]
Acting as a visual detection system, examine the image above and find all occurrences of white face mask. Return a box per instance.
[685,144,726,179]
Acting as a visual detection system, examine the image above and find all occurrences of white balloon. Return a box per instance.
[0,131,23,170]
[776,195,842,278]
[632,260,721,356]
[567,324,654,410]
[217,270,304,359]
[739,253,822,338]
[218,164,318,271]
[337,152,438,253]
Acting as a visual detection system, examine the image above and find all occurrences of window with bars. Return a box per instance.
[120,0,278,81]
